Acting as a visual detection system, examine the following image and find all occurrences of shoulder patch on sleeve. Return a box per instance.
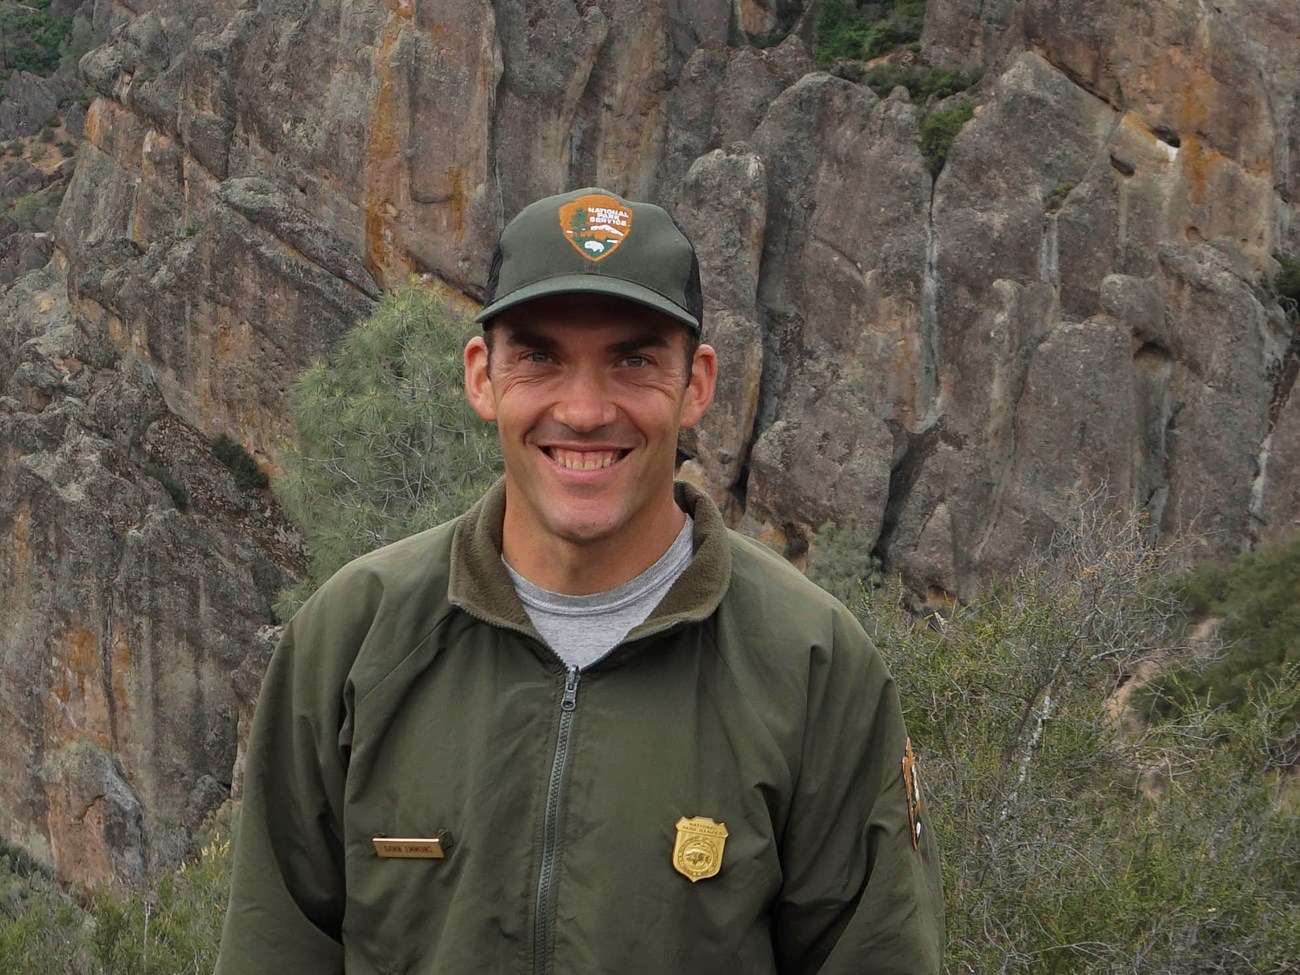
[902,738,924,850]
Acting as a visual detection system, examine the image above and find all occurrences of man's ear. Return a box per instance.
[680,342,717,429]
[464,335,497,422]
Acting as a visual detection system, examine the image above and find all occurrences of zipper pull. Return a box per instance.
[561,667,580,712]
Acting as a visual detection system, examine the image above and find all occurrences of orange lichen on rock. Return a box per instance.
[1181,135,1213,205]
[44,782,115,887]
[83,98,106,148]
[110,623,132,725]
[10,502,31,592]
[47,624,113,750]
[362,23,417,289]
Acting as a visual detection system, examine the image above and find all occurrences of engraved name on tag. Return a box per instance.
[372,837,445,859]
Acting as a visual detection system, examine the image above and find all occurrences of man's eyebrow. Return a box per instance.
[501,329,672,356]
[608,333,671,355]
[502,329,561,353]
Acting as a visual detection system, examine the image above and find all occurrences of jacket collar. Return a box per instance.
[448,478,732,641]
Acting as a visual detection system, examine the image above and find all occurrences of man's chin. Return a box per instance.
[542,508,623,547]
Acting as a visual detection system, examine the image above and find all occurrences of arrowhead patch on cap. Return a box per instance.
[558,193,634,262]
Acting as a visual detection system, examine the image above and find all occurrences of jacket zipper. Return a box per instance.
[532,666,581,975]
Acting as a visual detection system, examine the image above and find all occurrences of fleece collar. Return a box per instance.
[447,478,732,643]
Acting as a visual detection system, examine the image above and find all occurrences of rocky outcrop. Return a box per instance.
[2,0,1298,883]
[0,72,61,140]
[0,262,301,883]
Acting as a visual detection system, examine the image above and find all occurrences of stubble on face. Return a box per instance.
[464,295,716,593]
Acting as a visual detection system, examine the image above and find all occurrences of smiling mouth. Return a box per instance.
[545,447,629,470]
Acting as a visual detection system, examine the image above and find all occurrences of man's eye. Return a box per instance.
[523,351,551,364]
[621,354,647,368]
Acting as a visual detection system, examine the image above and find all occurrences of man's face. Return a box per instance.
[464,295,716,564]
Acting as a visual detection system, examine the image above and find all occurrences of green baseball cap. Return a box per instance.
[475,187,703,332]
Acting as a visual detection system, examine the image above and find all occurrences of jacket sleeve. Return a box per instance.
[215,600,355,975]
[773,606,945,975]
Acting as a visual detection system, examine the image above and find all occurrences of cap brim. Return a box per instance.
[474,274,700,332]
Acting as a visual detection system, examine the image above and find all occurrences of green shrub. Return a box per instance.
[806,518,881,605]
[815,0,927,65]
[273,283,501,617]
[141,460,189,510]
[814,502,1300,972]
[860,64,979,101]
[1275,253,1300,320]
[1141,533,1300,742]
[917,101,973,176]
[1044,181,1076,213]
[210,434,269,490]
[8,186,64,229]
[58,141,75,158]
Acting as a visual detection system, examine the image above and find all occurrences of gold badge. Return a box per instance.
[372,836,446,859]
[557,193,634,262]
[902,738,924,850]
[672,816,728,882]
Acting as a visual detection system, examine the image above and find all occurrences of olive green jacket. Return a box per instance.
[216,481,944,974]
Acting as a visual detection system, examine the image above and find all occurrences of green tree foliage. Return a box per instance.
[0,808,233,975]
[809,503,1300,972]
[917,101,973,177]
[806,518,881,605]
[274,283,501,617]
[56,14,97,77]
[815,0,927,65]
[0,1,75,80]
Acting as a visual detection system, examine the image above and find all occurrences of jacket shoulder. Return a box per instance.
[726,530,857,619]
[305,519,457,618]
[282,518,461,690]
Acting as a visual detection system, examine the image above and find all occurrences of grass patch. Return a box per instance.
[815,0,926,65]
[917,101,973,177]
[210,434,269,490]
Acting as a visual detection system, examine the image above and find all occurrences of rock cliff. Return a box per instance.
[1,0,1297,882]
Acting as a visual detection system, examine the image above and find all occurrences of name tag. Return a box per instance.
[372,837,445,859]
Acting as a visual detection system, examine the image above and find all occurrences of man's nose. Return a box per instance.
[553,368,618,432]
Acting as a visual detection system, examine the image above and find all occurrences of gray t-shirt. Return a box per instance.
[504,516,695,670]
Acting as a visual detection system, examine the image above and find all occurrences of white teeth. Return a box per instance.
[551,448,620,470]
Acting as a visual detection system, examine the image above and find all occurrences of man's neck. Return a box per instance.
[501,494,687,596]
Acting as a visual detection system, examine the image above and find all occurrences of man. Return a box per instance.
[217,188,943,974]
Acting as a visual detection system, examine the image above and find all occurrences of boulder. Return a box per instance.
[0,72,59,140]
